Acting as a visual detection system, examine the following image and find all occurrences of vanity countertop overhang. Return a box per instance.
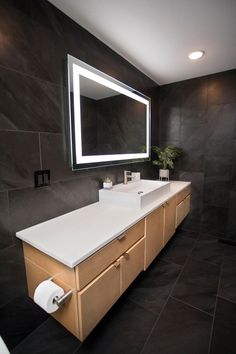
[16,181,190,268]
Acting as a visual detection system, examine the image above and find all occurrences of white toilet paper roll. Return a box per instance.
[34,280,64,314]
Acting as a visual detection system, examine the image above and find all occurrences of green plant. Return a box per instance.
[152,145,182,169]
[104,176,112,183]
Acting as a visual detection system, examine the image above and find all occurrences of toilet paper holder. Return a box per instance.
[53,289,73,308]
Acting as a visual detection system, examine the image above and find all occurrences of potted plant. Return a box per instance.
[103,177,113,189]
[152,145,182,180]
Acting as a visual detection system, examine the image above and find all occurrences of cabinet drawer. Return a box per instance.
[78,262,121,340]
[76,219,144,290]
[23,242,76,288]
[176,185,191,204]
[176,195,190,227]
[121,237,145,293]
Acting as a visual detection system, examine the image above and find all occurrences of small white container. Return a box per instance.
[159,169,169,180]
[103,181,113,189]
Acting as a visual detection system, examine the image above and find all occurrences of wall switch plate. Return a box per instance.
[34,170,50,188]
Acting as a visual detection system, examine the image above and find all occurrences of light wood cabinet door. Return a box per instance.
[164,196,176,245]
[121,237,145,293]
[76,219,144,290]
[176,194,190,227]
[144,206,164,269]
[78,261,121,340]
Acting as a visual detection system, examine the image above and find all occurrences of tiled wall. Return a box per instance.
[158,70,236,238]
[0,0,159,306]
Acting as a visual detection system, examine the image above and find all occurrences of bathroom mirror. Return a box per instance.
[67,54,151,170]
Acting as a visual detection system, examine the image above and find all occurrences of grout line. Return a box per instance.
[0,63,63,88]
[170,296,213,317]
[207,245,225,354]
[38,133,43,170]
[139,242,196,354]
[0,128,62,135]
[217,294,236,306]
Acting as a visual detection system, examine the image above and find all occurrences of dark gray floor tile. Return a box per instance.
[159,233,196,266]
[218,256,236,302]
[0,296,49,350]
[172,258,220,314]
[190,233,225,266]
[210,297,236,354]
[75,297,156,354]
[12,317,79,354]
[141,297,212,354]
[175,228,199,239]
[0,245,27,307]
[126,259,182,315]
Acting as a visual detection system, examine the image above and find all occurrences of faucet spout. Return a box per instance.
[124,170,132,184]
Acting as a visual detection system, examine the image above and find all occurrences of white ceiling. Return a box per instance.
[49,0,236,85]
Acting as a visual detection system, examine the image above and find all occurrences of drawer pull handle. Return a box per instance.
[123,252,129,260]
[117,233,126,241]
[165,201,169,206]
[114,260,120,269]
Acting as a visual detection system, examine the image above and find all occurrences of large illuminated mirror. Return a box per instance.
[67,54,151,170]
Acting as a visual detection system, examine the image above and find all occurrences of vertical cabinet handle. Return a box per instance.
[114,260,121,269]
[123,252,129,260]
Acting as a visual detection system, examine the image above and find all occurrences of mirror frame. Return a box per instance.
[67,54,151,170]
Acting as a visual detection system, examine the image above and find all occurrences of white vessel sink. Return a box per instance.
[99,179,170,209]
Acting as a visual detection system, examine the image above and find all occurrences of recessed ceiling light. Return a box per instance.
[188,50,205,60]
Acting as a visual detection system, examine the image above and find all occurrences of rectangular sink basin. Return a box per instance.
[99,179,170,209]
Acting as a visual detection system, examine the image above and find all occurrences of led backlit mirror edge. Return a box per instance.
[67,54,151,171]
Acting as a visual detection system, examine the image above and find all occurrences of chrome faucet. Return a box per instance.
[124,170,133,184]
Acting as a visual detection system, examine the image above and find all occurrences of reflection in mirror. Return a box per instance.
[67,55,151,170]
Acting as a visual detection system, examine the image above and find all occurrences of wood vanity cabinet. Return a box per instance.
[23,219,145,341]
[144,206,164,269]
[22,184,191,342]
[176,185,191,227]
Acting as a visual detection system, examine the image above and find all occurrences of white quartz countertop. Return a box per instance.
[16,181,190,268]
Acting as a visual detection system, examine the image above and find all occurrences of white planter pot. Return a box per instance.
[103,181,113,189]
[159,169,169,180]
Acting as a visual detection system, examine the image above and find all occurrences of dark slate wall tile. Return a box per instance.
[203,156,232,207]
[208,70,236,105]
[210,297,236,354]
[142,297,212,354]
[177,171,204,232]
[0,131,40,191]
[180,123,206,172]
[0,67,62,132]
[181,77,207,109]
[0,192,12,249]
[200,205,228,235]
[0,245,27,308]
[159,105,181,144]
[9,177,99,233]
[232,140,236,191]
[205,103,236,157]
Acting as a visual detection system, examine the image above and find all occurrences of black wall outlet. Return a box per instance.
[34,170,50,188]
